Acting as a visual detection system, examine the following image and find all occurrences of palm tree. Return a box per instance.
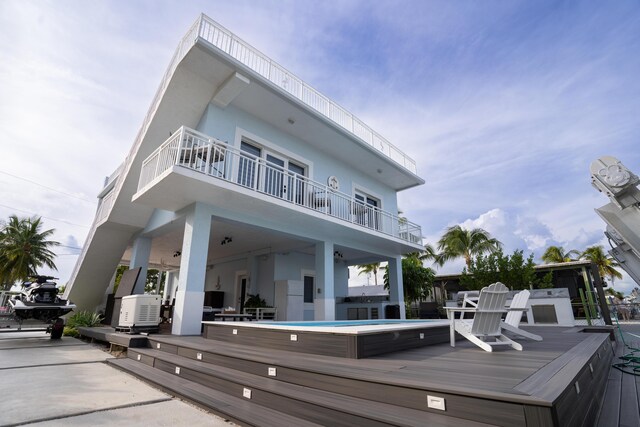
[420,243,442,267]
[357,263,380,286]
[0,215,59,287]
[541,246,580,264]
[437,225,502,269]
[581,245,623,283]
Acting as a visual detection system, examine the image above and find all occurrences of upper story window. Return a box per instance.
[354,190,381,230]
[238,140,308,204]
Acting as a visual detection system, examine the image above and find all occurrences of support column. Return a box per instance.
[387,256,406,319]
[130,236,152,294]
[314,241,335,320]
[172,203,212,335]
[163,271,174,303]
[247,255,259,296]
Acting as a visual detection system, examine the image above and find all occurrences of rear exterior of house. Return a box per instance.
[65,14,425,335]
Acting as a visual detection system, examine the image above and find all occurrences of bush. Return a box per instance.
[63,311,103,337]
[244,294,270,308]
[63,326,79,337]
[460,249,553,290]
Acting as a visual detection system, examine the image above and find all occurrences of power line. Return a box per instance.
[0,170,96,204]
[0,203,90,229]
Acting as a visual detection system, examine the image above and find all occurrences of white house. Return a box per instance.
[65,14,425,335]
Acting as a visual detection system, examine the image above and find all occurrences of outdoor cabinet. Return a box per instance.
[274,280,303,321]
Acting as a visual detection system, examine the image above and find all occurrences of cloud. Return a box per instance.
[1,0,639,294]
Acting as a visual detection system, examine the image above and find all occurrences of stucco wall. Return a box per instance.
[196,103,398,216]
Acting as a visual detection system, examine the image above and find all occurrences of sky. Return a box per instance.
[1,0,639,294]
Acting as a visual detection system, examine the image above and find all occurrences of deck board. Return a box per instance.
[149,326,608,405]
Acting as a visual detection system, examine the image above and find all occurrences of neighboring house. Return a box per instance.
[433,260,611,321]
[65,14,424,335]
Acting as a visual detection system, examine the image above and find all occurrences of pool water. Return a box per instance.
[264,319,439,327]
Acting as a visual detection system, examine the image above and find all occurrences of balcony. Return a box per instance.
[137,127,422,244]
[196,14,417,175]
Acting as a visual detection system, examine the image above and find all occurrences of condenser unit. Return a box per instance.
[118,294,161,331]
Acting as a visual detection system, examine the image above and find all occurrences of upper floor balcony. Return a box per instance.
[134,127,422,245]
[196,15,418,175]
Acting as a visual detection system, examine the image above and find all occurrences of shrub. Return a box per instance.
[63,311,103,337]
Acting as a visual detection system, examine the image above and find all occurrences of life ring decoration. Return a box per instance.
[327,175,339,191]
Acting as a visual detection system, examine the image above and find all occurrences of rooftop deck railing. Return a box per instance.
[196,15,418,175]
[139,127,422,244]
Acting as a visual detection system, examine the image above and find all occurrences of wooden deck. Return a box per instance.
[77,326,151,348]
[596,323,640,427]
[107,325,615,426]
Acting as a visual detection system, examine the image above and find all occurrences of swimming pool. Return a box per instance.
[263,319,442,328]
[202,318,451,358]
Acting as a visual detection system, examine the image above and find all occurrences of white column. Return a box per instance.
[387,256,406,319]
[247,256,259,296]
[314,241,335,320]
[154,271,162,295]
[172,203,211,335]
[163,271,174,303]
[130,236,152,294]
[159,271,168,300]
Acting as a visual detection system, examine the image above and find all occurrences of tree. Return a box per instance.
[437,225,502,269]
[541,246,579,264]
[581,245,623,283]
[420,243,442,266]
[357,263,381,286]
[113,265,165,295]
[383,253,435,305]
[459,249,553,291]
[0,215,59,288]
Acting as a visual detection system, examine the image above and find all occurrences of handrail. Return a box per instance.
[139,127,422,244]
[196,14,418,175]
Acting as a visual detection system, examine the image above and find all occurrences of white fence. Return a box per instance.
[139,127,422,244]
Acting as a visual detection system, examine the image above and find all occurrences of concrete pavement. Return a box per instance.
[0,331,235,426]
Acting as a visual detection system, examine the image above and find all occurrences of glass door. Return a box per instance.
[355,192,380,230]
[238,141,261,188]
[264,153,285,198]
[287,162,306,205]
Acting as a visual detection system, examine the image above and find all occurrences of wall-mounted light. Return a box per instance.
[173,251,181,258]
[334,251,343,259]
[221,236,233,245]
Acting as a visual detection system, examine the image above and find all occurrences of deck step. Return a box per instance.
[108,357,323,427]
[128,347,491,427]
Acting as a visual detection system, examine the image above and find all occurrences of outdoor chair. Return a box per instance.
[502,290,543,341]
[446,282,523,352]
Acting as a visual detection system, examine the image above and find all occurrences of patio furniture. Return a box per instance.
[502,290,543,341]
[446,282,523,352]
[214,313,255,321]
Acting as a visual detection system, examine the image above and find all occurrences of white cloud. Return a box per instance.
[0,0,638,295]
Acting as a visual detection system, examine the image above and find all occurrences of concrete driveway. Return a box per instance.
[0,331,235,426]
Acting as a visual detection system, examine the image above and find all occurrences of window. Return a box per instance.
[303,275,314,303]
[237,138,307,202]
[238,141,261,188]
[354,191,380,230]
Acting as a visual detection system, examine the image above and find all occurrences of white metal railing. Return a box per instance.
[96,189,115,223]
[196,15,418,175]
[139,127,422,244]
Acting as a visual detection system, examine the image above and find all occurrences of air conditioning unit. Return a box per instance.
[119,295,161,329]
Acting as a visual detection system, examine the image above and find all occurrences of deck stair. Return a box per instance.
[108,335,495,427]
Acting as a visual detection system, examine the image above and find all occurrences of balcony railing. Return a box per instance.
[196,15,418,175]
[139,127,422,244]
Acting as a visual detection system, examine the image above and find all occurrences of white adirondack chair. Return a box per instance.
[501,289,543,341]
[446,282,523,352]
